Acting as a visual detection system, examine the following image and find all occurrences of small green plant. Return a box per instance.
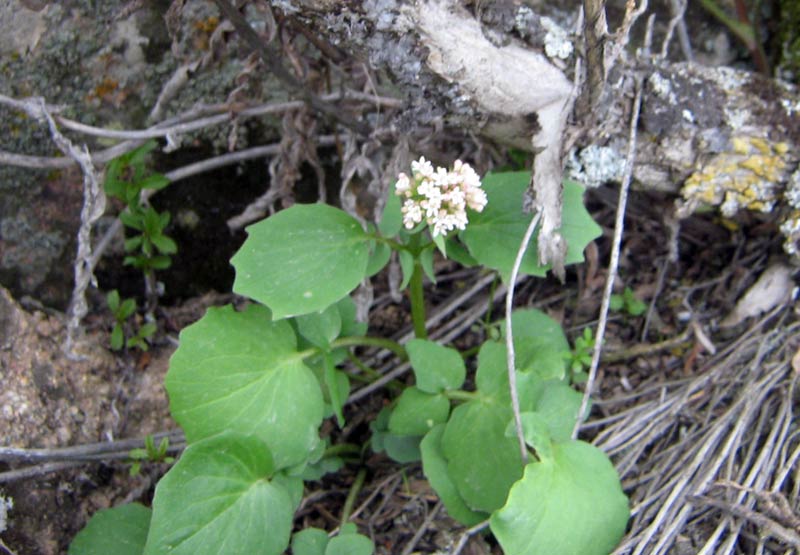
[72,160,628,555]
[106,290,156,351]
[565,327,595,382]
[104,141,176,310]
[128,435,175,476]
[609,286,647,317]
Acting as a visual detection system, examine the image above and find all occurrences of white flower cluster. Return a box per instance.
[396,157,488,237]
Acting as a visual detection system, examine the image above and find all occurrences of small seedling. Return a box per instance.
[104,140,176,311]
[565,327,595,382]
[128,435,174,476]
[106,290,156,351]
[610,286,647,316]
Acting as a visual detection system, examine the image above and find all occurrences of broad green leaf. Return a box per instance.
[232,204,373,318]
[325,531,374,555]
[505,412,554,461]
[144,433,293,555]
[490,440,629,555]
[473,341,545,411]
[444,237,478,267]
[292,528,329,555]
[502,309,570,382]
[388,387,450,436]
[420,425,488,526]
[272,472,304,511]
[166,304,323,469]
[296,304,342,349]
[298,456,344,481]
[406,339,466,393]
[441,400,524,513]
[335,296,367,337]
[384,433,422,463]
[460,173,601,281]
[69,503,150,555]
[534,381,584,443]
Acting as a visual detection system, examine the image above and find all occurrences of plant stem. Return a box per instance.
[445,390,481,402]
[409,260,428,339]
[331,336,407,361]
[340,467,367,524]
[323,443,361,458]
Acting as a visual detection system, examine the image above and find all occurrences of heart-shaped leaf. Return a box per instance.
[291,528,329,555]
[166,304,323,469]
[406,339,466,393]
[69,503,151,555]
[490,440,629,555]
[144,433,294,555]
[232,204,373,318]
[388,387,450,436]
[420,425,488,526]
[460,174,601,281]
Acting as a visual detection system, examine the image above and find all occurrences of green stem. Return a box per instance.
[332,336,407,361]
[409,260,428,339]
[324,443,361,458]
[340,467,367,524]
[445,390,481,402]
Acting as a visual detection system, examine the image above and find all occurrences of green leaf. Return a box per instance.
[382,433,422,463]
[104,159,128,201]
[69,503,150,555]
[144,433,293,555]
[444,238,478,267]
[420,247,436,284]
[490,440,629,555]
[432,233,447,256]
[502,309,570,382]
[505,412,554,461]
[398,249,414,290]
[166,304,324,469]
[335,296,367,338]
[388,387,450,436]
[119,210,144,231]
[323,353,346,427]
[106,290,120,312]
[325,531,374,555]
[143,207,163,236]
[139,174,170,191]
[534,381,585,443]
[460,173,602,281]
[110,324,124,351]
[124,235,143,252]
[609,295,624,312]
[232,204,373,319]
[119,298,137,319]
[406,339,466,393]
[292,528,329,555]
[151,234,177,255]
[366,241,391,277]
[149,255,172,270]
[420,425,488,526]
[441,400,524,513]
[296,305,342,349]
[298,456,344,481]
[378,185,403,237]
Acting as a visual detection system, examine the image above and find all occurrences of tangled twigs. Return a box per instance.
[9,97,108,358]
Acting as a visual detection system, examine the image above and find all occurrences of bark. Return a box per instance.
[278,0,799,192]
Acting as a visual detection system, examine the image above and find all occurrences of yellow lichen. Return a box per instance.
[679,135,795,218]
